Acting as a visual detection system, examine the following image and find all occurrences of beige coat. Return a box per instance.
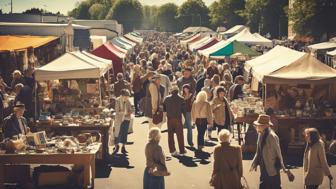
[303,140,331,186]
[191,101,213,126]
[211,97,233,126]
[211,143,243,189]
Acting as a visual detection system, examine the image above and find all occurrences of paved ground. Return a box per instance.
[95,115,336,189]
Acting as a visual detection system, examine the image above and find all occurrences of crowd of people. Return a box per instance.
[109,32,333,189]
[0,32,333,189]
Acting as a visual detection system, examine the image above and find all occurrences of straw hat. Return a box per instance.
[253,114,273,126]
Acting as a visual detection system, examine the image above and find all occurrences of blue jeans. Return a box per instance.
[183,112,193,146]
[116,120,130,144]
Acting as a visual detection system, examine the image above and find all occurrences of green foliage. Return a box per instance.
[209,0,245,28]
[178,0,210,28]
[290,0,336,40]
[22,8,62,16]
[244,0,288,38]
[142,5,158,30]
[157,3,179,32]
[89,3,105,19]
[110,0,143,32]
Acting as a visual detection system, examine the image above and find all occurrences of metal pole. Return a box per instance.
[98,78,102,106]
[10,0,13,14]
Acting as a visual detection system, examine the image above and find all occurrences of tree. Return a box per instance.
[109,0,143,32]
[89,3,105,19]
[290,0,336,41]
[69,0,114,19]
[244,0,288,38]
[209,0,245,29]
[178,0,210,28]
[157,3,179,32]
[142,5,158,30]
[68,1,90,19]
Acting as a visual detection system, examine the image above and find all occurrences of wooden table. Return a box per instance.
[36,124,111,161]
[234,114,336,146]
[0,143,101,189]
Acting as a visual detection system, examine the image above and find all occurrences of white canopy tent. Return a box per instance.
[327,49,336,56]
[124,33,143,44]
[308,42,336,52]
[183,26,213,33]
[250,46,305,82]
[220,25,247,35]
[228,28,273,47]
[35,51,112,80]
[188,36,211,51]
[264,54,336,84]
[180,33,201,47]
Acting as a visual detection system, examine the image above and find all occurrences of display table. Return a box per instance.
[0,143,101,189]
[35,124,111,161]
[234,114,336,147]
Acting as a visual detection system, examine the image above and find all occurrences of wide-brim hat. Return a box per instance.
[14,101,25,108]
[253,114,273,126]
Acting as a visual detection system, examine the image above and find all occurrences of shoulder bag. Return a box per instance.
[152,85,163,124]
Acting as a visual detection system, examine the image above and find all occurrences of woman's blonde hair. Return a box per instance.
[195,91,208,103]
[218,129,231,143]
[148,127,161,142]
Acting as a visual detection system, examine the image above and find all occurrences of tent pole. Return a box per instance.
[99,78,102,106]
[34,81,38,121]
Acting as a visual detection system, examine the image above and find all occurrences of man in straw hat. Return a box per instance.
[250,114,289,189]
[2,101,30,139]
[163,85,186,156]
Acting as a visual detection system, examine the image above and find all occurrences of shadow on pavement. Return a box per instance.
[175,155,198,167]
[95,160,112,178]
[109,154,135,169]
[194,150,211,165]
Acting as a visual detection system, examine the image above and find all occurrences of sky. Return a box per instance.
[0,0,216,15]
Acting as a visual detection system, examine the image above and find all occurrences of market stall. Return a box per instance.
[198,40,259,59]
[238,51,336,152]
[326,49,336,68]
[228,28,273,48]
[34,51,114,160]
[0,136,101,189]
[91,42,126,75]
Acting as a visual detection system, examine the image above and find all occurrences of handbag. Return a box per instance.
[152,87,163,125]
[148,166,170,177]
[286,169,295,182]
[128,118,134,134]
[152,111,163,125]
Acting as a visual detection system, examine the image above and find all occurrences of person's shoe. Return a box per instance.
[189,143,194,147]
[197,145,203,151]
[121,146,128,154]
[171,151,180,157]
[180,150,187,156]
[112,145,119,154]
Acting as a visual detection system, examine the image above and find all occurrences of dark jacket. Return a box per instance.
[196,75,206,94]
[163,93,185,118]
[177,76,196,94]
[3,113,29,139]
[15,85,33,118]
[113,80,129,97]
[228,84,243,101]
